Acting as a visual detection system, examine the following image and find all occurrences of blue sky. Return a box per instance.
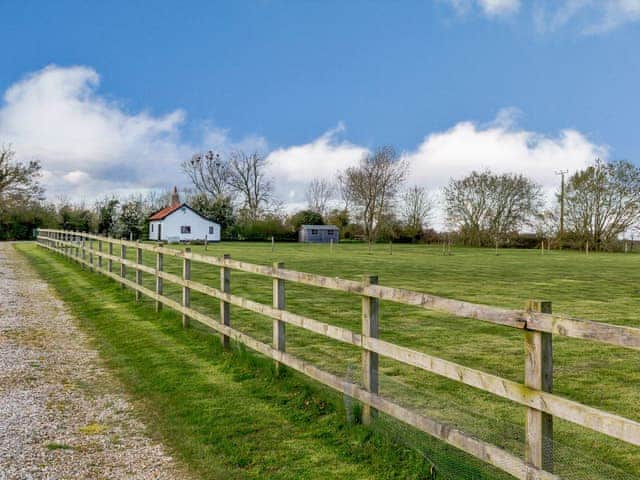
[0,0,639,205]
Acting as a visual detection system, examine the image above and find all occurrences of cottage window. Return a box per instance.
[209,226,214,234]
[327,230,334,235]
[311,229,318,235]
[181,226,191,234]
[151,224,154,232]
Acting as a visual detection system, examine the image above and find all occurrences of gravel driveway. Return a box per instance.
[0,243,188,480]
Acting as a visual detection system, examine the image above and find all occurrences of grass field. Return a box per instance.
[17,241,640,479]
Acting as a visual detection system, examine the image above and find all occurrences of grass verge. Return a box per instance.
[17,243,511,480]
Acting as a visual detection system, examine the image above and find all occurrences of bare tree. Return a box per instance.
[142,188,173,212]
[564,159,640,249]
[182,150,232,199]
[339,146,407,248]
[444,170,542,246]
[305,178,335,217]
[337,177,351,211]
[402,186,432,235]
[0,147,43,202]
[534,209,559,246]
[228,151,273,220]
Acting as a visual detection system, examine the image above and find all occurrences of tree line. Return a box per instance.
[2,143,640,250]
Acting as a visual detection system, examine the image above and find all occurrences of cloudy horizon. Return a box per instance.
[0,64,608,213]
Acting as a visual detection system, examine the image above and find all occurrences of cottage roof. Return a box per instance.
[148,202,220,225]
[149,186,186,221]
[148,202,184,221]
[300,224,339,230]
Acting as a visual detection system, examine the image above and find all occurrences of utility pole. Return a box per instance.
[555,170,568,247]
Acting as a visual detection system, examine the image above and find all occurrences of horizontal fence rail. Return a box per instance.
[36,229,640,480]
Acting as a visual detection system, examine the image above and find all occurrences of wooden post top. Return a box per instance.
[363,275,378,285]
[526,300,552,314]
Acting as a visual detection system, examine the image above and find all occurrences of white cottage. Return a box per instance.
[148,187,221,242]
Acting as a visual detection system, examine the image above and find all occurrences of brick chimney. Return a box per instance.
[171,186,180,207]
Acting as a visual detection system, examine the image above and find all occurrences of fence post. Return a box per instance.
[74,231,79,261]
[362,275,379,425]
[155,245,164,312]
[524,300,553,472]
[97,239,103,269]
[81,234,86,269]
[273,262,286,368]
[89,237,94,271]
[182,248,191,328]
[108,238,113,273]
[135,242,143,301]
[120,243,126,289]
[220,254,231,348]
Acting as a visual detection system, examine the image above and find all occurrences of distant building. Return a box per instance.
[298,225,339,243]
[148,187,221,242]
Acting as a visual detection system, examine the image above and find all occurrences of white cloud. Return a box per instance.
[445,0,520,17]
[534,0,640,34]
[267,109,607,222]
[0,64,267,201]
[0,65,194,199]
[401,108,607,228]
[479,0,520,16]
[266,123,367,204]
[62,170,90,185]
[585,0,640,33]
[446,0,640,32]
[403,108,607,192]
[0,66,610,227]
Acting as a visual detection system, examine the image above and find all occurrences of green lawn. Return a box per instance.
[18,241,640,479]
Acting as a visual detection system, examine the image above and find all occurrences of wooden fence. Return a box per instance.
[36,229,640,480]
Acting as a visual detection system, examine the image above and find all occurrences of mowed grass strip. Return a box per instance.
[102,239,640,479]
[18,243,514,480]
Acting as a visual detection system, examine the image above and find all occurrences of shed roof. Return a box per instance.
[300,225,339,230]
